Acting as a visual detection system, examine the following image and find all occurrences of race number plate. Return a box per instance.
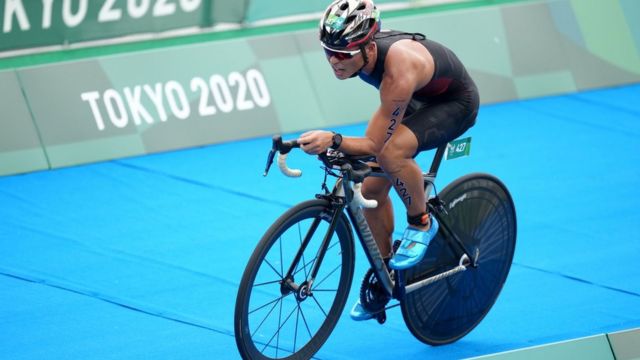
[446,137,471,160]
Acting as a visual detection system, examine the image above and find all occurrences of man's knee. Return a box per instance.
[376,129,417,174]
[362,180,390,201]
[377,144,407,175]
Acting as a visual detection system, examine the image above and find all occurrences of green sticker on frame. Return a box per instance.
[446,137,471,160]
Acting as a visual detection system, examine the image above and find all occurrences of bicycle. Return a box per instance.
[234,135,516,359]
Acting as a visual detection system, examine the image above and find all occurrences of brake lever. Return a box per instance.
[263,135,282,177]
[263,135,300,176]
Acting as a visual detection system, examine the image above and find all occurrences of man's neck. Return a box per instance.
[360,43,377,75]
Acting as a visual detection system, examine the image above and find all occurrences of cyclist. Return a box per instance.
[298,0,479,320]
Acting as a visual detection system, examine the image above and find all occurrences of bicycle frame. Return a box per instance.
[332,145,476,302]
[270,138,477,304]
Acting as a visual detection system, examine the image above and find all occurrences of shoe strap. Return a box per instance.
[401,227,432,246]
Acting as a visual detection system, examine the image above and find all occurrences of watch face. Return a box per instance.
[332,133,342,148]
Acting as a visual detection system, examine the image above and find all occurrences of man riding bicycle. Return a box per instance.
[298,0,479,321]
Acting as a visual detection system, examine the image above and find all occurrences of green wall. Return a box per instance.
[469,328,640,360]
[1,0,639,176]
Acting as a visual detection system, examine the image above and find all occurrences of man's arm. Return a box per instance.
[338,44,425,155]
[299,41,433,155]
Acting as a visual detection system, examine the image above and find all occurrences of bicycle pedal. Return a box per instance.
[375,311,386,325]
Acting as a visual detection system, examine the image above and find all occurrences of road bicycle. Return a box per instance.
[234,135,516,359]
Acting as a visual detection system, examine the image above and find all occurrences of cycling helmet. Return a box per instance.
[319,0,381,51]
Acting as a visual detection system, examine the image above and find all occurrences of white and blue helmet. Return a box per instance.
[319,0,381,51]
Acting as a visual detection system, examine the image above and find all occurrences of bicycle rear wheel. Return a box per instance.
[401,173,516,345]
[235,199,355,359]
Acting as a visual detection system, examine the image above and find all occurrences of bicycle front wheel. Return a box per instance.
[401,173,517,345]
[235,199,355,360]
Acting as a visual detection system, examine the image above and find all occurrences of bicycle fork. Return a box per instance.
[281,207,343,301]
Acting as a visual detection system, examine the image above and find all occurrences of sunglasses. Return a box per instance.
[322,46,360,61]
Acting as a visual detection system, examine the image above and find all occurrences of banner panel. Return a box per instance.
[18,34,323,168]
[4,0,640,175]
[0,70,48,175]
[303,0,640,119]
[0,0,210,52]
[245,0,401,22]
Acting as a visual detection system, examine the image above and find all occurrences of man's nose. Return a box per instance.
[328,56,340,64]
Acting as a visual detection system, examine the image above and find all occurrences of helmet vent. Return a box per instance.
[357,3,366,10]
[339,2,349,10]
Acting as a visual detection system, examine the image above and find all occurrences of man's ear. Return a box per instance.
[366,42,377,53]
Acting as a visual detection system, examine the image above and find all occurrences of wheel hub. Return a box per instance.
[280,277,312,302]
[295,282,311,302]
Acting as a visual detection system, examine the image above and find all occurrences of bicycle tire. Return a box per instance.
[235,199,355,359]
[401,173,516,345]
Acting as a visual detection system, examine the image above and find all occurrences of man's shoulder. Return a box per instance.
[385,39,431,70]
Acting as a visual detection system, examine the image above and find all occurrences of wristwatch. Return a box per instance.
[330,132,343,150]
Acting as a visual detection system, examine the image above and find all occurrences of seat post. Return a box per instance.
[428,145,447,176]
[423,145,447,199]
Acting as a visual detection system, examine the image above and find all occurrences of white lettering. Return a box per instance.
[449,193,468,210]
[165,80,190,120]
[246,69,271,107]
[41,0,54,29]
[209,75,233,113]
[128,0,150,19]
[123,86,154,125]
[3,0,30,33]
[99,0,122,22]
[143,83,168,122]
[153,0,176,17]
[229,72,254,111]
[190,77,216,116]
[62,0,88,28]
[180,0,201,12]
[81,91,105,131]
[81,69,272,131]
[104,89,128,128]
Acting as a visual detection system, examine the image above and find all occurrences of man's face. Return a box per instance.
[323,47,363,80]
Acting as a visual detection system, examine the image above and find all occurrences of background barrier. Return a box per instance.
[468,328,640,360]
[1,0,639,176]
[0,0,471,53]
[0,0,247,52]
[0,71,49,174]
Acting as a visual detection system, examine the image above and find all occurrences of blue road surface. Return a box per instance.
[1,84,639,359]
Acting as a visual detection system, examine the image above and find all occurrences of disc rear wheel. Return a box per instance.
[401,173,517,345]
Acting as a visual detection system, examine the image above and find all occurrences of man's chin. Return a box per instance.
[333,70,352,80]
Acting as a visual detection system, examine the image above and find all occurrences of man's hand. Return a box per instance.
[298,130,334,155]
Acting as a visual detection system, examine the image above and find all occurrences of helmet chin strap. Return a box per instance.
[349,44,369,78]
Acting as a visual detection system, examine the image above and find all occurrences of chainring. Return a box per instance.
[359,267,392,314]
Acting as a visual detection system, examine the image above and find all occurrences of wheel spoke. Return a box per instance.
[292,240,339,278]
[253,279,282,287]
[297,301,314,339]
[293,303,300,353]
[276,294,283,358]
[249,293,286,315]
[312,263,341,290]
[250,295,283,338]
[260,302,300,353]
[237,202,354,359]
[264,258,283,279]
[310,293,328,317]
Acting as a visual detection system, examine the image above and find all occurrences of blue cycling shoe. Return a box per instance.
[349,299,374,321]
[389,217,439,270]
